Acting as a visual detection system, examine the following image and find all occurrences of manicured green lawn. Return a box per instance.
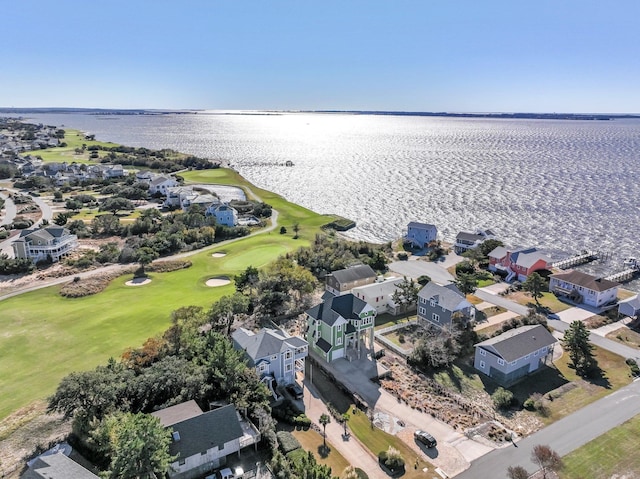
[0,168,342,421]
[509,291,571,312]
[291,429,351,477]
[560,415,640,479]
[348,408,432,479]
[30,130,118,164]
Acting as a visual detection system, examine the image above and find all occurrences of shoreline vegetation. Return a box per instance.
[0,128,355,422]
[3,107,640,121]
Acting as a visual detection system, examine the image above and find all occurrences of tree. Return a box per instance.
[455,273,478,295]
[279,226,287,234]
[342,466,359,479]
[293,222,300,239]
[562,320,598,377]
[391,276,421,318]
[531,444,563,479]
[523,272,546,307]
[341,413,350,436]
[491,387,514,410]
[319,413,331,447]
[506,465,529,479]
[91,214,122,236]
[53,212,69,226]
[100,196,134,215]
[92,412,175,479]
[65,198,83,212]
[207,293,250,335]
[135,246,159,277]
[234,265,260,295]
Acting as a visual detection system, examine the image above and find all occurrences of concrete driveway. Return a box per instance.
[557,307,595,323]
[389,259,455,285]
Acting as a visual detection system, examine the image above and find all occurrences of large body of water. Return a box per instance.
[15,111,640,284]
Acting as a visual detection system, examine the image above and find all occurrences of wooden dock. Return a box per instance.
[552,251,598,270]
[605,268,640,283]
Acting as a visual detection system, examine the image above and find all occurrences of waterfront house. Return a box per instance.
[325,264,377,296]
[405,222,438,248]
[12,226,78,263]
[151,401,260,479]
[549,270,619,308]
[306,293,376,362]
[232,328,307,396]
[351,277,405,315]
[453,229,496,254]
[211,204,238,226]
[474,324,557,385]
[488,246,552,282]
[148,175,179,196]
[619,295,640,318]
[417,282,476,329]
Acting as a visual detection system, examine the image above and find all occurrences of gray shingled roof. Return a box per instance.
[407,222,436,231]
[418,282,468,312]
[151,400,203,427]
[456,231,484,242]
[329,265,376,285]
[475,325,557,362]
[315,338,332,353]
[22,453,99,479]
[551,270,619,292]
[232,328,307,366]
[169,405,243,459]
[306,294,368,326]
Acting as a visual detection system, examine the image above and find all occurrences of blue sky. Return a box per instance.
[1,0,639,112]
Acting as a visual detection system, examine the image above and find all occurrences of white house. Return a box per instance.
[151,401,260,479]
[232,328,307,397]
[474,324,557,385]
[148,175,178,195]
[12,226,78,263]
[549,270,619,308]
[453,229,496,254]
[405,222,438,248]
[351,277,404,315]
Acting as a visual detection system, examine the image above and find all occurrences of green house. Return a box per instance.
[306,293,376,362]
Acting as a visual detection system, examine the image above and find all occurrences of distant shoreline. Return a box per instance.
[1,107,639,121]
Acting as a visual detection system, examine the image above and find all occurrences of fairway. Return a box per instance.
[0,167,344,420]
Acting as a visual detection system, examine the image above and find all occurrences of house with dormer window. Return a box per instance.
[12,226,78,263]
[306,293,376,362]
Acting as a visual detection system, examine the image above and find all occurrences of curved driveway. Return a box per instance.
[0,191,16,227]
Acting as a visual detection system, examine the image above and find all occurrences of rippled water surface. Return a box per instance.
[19,112,640,284]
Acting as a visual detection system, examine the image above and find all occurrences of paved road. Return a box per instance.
[31,194,53,226]
[455,377,640,478]
[0,191,17,227]
[474,288,530,316]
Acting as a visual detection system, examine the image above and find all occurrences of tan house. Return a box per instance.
[12,226,78,263]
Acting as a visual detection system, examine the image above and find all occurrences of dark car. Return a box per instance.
[286,383,304,400]
[547,313,560,320]
[414,430,437,448]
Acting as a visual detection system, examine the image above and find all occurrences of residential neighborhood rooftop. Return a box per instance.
[550,270,620,292]
[475,324,557,363]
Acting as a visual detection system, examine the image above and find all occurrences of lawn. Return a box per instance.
[348,408,433,479]
[291,429,351,477]
[605,326,640,350]
[29,130,118,164]
[374,312,415,330]
[0,168,343,421]
[560,414,640,479]
[508,291,571,312]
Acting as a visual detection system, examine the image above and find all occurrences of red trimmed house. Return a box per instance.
[488,246,552,282]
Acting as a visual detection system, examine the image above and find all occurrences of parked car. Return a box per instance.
[286,383,304,400]
[547,313,560,320]
[414,430,437,448]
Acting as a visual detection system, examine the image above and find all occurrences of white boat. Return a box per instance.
[623,257,638,268]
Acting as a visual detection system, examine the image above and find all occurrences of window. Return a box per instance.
[534,350,539,356]
[479,361,485,369]
[285,351,292,359]
[430,299,436,307]
[337,324,342,331]
[286,364,292,371]
[510,361,517,365]
[497,359,505,366]
[179,459,186,466]
[419,307,426,315]
[432,313,440,322]
[336,336,343,345]
[479,349,486,356]
[271,355,278,360]
[524,354,530,359]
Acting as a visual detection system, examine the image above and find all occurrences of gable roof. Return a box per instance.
[418,282,468,312]
[307,293,369,326]
[23,453,99,479]
[351,277,404,298]
[151,400,203,427]
[329,265,376,285]
[510,248,551,268]
[169,404,243,459]
[407,222,436,231]
[18,226,69,242]
[475,324,557,362]
[456,231,485,242]
[232,328,307,366]
[619,295,640,310]
[550,270,619,292]
[488,245,508,259]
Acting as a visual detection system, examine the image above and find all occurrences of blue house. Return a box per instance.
[405,222,438,248]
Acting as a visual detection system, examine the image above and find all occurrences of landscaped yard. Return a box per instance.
[559,414,640,479]
[0,168,345,421]
[290,429,351,477]
[508,291,571,312]
[348,408,433,479]
[374,312,415,330]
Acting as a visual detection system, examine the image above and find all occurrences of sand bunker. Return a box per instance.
[125,277,152,286]
[211,252,227,258]
[206,276,231,287]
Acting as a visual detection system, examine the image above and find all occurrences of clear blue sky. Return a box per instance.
[2,0,639,113]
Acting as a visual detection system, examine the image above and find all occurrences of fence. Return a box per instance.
[374,319,420,358]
